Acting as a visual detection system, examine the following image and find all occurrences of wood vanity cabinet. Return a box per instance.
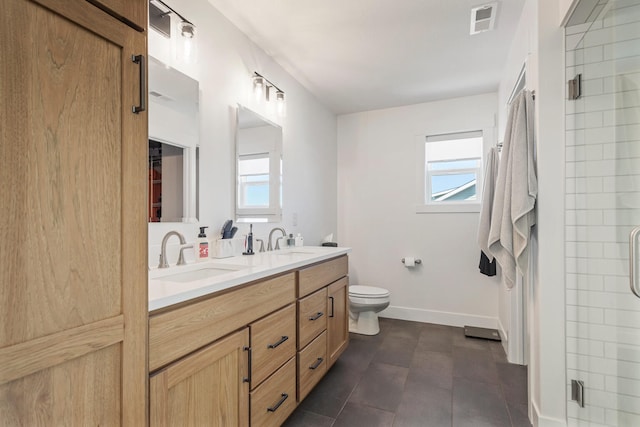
[296,256,349,401]
[147,255,349,425]
[148,272,297,426]
[1,0,148,425]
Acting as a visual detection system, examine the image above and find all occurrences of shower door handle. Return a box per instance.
[629,226,640,299]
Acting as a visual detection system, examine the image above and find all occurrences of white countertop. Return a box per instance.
[148,246,350,311]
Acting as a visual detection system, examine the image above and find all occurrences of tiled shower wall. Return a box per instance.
[565,1,640,425]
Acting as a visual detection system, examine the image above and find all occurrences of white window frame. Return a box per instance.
[416,129,493,213]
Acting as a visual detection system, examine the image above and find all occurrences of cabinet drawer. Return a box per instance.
[149,272,296,371]
[250,304,296,388]
[250,357,296,427]
[297,331,327,401]
[298,255,348,298]
[297,288,327,349]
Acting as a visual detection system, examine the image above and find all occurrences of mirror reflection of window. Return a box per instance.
[238,153,270,208]
[148,140,184,222]
[235,105,283,223]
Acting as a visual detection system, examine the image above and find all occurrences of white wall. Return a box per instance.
[498,0,568,425]
[147,0,337,266]
[337,93,501,328]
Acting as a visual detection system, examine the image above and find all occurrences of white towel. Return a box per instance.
[487,90,537,288]
[477,146,500,260]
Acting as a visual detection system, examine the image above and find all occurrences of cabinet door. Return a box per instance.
[150,329,250,427]
[327,277,349,368]
[0,1,147,425]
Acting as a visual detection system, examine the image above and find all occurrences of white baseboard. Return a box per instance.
[379,305,498,329]
[532,399,566,427]
[497,317,513,363]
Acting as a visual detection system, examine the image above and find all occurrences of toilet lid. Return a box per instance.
[349,285,390,297]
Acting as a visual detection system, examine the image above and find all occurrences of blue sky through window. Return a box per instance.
[431,173,475,194]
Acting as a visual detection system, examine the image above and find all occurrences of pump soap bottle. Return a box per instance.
[197,226,209,262]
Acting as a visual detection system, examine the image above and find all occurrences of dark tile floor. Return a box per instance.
[284,318,531,427]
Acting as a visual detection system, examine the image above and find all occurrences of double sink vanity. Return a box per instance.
[148,246,350,426]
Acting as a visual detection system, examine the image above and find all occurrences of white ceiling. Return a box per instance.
[207,0,526,115]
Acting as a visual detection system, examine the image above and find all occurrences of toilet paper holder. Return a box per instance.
[401,258,422,265]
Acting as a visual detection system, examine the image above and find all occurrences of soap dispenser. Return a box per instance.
[196,226,209,262]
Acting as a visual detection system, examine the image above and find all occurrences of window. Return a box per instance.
[417,130,484,213]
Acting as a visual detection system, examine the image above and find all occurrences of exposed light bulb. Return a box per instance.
[180,21,195,38]
[276,91,285,116]
[253,76,264,101]
[176,21,197,64]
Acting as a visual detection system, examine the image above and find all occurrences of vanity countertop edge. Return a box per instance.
[148,246,351,312]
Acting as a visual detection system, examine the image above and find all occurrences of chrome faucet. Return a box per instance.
[256,238,265,253]
[267,227,286,251]
[158,231,190,268]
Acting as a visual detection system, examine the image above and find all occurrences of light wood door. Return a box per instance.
[150,329,250,427]
[0,0,147,425]
[327,277,349,368]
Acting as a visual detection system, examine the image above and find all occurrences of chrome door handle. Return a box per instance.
[629,226,640,299]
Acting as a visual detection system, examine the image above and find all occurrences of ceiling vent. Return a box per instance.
[470,2,498,35]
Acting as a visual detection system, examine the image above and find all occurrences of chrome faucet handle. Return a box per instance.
[256,238,265,252]
[178,244,194,266]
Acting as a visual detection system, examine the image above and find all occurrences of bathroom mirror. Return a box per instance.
[235,105,283,223]
[148,56,200,223]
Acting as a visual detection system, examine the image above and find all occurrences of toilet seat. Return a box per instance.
[349,285,390,298]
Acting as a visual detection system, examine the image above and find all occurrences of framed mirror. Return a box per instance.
[148,56,200,223]
[235,105,283,223]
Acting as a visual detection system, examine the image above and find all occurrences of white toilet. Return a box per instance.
[348,285,391,335]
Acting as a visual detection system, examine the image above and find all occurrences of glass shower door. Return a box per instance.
[565,0,640,425]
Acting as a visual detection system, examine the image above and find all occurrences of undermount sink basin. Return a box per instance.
[151,263,249,283]
[273,249,318,256]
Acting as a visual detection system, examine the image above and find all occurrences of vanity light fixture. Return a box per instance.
[149,0,197,63]
[252,72,286,115]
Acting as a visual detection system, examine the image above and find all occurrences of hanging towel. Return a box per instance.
[478,146,500,258]
[487,90,537,288]
[478,146,499,276]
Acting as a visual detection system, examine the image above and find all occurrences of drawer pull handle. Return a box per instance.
[242,346,252,384]
[329,296,335,318]
[268,335,289,349]
[309,357,324,370]
[309,312,324,321]
[267,393,289,412]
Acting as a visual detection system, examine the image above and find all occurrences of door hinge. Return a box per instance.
[571,379,585,407]
[568,74,582,100]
